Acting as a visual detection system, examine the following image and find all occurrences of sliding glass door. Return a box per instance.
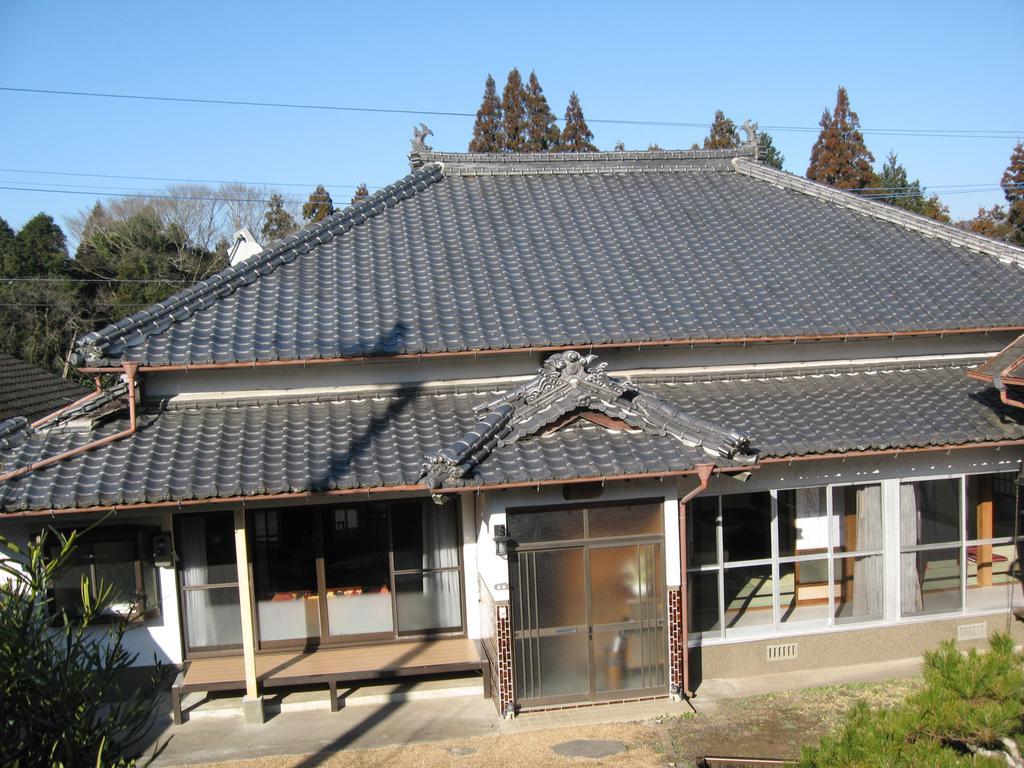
[249,500,464,649]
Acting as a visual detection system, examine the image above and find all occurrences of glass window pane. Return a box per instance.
[966,542,1018,612]
[395,571,462,633]
[834,554,883,624]
[832,484,883,553]
[687,496,719,567]
[52,551,90,618]
[391,501,427,571]
[590,544,662,626]
[536,633,590,698]
[422,505,460,570]
[901,546,962,616]
[93,540,138,613]
[184,587,242,648]
[508,507,584,544]
[534,548,586,628]
[323,505,393,637]
[252,509,319,641]
[900,479,961,547]
[587,502,663,538]
[724,564,773,635]
[778,487,828,558]
[967,473,1017,541]
[593,626,666,693]
[779,559,829,627]
[688,571,720,635]
[722,492,771,562]
[179,512,237,586]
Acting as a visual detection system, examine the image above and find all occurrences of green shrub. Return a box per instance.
[0,528,167,767]
[801,634,1024,767]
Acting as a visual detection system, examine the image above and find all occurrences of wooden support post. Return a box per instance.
[234,507,260,704]
[977,476,994,587]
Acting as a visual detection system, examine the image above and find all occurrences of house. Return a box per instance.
[1,134,1023,724]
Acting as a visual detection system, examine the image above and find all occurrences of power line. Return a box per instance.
[0,167,371,190]
[0,185,333,204]
[2,85,1022,140]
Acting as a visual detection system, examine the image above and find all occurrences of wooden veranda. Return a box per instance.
[170,637,488,724]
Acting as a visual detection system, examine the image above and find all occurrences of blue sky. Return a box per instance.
[1,0,1021,236]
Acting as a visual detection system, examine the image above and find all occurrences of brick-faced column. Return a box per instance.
[494,602,515,717]
[667,587,684,698]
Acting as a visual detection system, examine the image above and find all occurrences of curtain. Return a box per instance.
[179,516,214,647]
[423,506,460,570]
[900,483,924,614]
[853,485,883,617]
[415,506,461,628]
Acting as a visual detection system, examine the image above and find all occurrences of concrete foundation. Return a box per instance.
[241,695,265,725]
[691,613,1024,686]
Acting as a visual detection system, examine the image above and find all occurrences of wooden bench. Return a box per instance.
[171,637,489,724]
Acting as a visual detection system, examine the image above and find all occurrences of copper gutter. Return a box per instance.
[0,465,751,519]
[74,325,1024,374]
[758,439,1024,464]
[966,351,1024,386]
[0,363,139,485]
[30,375,104,429]
[677,463,715,699]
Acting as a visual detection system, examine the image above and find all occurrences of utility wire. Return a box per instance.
[2,182,1018,205]
[0,167,371,190]
[2,86,1022,139]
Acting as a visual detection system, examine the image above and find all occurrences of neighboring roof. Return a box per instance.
[422,350,753,490]
[968,332,1024,387]
[0,355,88,423]
[74,147,1024,369]
[1,360,1020,512]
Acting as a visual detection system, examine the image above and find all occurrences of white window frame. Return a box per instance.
[688,469,1019,648]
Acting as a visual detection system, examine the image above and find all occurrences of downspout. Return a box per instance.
[677,462,715,699]
[1000,388,1024,410]
[0,363,139,484]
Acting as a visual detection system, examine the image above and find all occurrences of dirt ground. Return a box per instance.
[188,678,922,768]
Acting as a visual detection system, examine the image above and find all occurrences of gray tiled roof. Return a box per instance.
[0,355,87,422]
[423,350,753,489]
[0,362,1019,512]
[74,149,1024,368]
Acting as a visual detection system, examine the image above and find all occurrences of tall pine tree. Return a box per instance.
[558,92,597,152]
[261,193,297,241]
[501,68,528,152]
[524,71,561,152]
[469,74,503,153]
[351,183,370,205]
[757,133,785,170]
[807,86,875,190]
[302,185,334,223]
[703,110,740,149]
[1001,141,1024,245]
[869,152,949,222]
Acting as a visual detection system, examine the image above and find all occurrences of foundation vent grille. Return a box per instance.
[766,642,798,661]
[957,622,987,642]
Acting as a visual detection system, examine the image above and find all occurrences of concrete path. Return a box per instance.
[144,655,923,766]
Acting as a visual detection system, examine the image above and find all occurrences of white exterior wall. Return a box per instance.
[143,333,1013,401]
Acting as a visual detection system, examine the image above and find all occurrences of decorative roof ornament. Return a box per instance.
[421,350,755,490]
[411,123,433,152]
[741,119,758,148]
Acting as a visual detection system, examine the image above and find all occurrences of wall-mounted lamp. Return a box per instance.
[493,524,511,556]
